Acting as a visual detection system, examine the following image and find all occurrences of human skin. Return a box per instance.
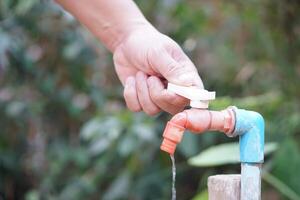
[56,0,204,115]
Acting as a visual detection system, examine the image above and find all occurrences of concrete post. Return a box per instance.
[208,175,241,200]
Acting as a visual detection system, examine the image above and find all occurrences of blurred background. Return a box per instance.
[0,0,299,199]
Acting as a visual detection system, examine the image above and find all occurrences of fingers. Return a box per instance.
[147,76,189,115]
[135,71,161,116]
[149,47,204,88]
[124,72,162,115]
[123,76,142,112]
[124,73,190,115]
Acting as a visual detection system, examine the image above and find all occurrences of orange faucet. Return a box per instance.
[160,107,236,155]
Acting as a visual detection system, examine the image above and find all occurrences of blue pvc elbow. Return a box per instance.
[232,108,265,163]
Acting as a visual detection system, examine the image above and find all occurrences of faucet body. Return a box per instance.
[160,106,265,200]
[160,108,235,155]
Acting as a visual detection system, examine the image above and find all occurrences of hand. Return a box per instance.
[113,25,203,115]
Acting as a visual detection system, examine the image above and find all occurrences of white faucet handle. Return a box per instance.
[167,83,216,108]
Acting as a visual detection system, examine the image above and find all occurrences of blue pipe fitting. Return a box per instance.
[232,108,265,163]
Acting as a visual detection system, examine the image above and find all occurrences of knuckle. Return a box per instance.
[165,61,179,74]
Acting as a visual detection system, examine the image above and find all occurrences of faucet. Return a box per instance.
[160,106,264,200]
[161,83,264,200]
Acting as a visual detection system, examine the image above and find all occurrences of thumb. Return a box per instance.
[150,50,203,88]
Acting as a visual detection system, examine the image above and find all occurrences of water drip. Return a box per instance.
[170,154,176,200]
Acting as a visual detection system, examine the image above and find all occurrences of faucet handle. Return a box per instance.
[167,83,216,108]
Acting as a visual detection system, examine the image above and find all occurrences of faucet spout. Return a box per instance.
[160,107,236,154]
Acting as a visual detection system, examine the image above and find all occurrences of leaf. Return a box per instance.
[15,0,37,15]
[263,171,300,200]
[132,124,155,142]
[192,190,208,200]
[80,117,123,155]
[80,118,103,140]
[118,135,137,157]
[5,101,26,117]
[188,142,278,167]
[80,117,121,141]
[103,172,131,200]
[272,139,300,194]
[25,190,39,200]
[88,137,110,155]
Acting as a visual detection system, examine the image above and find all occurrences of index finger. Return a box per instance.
[147,76,189,114]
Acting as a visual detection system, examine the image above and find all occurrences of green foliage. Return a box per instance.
[188,142,277,167]
[0,0,299,199]
[263,172,300,200]
[192,190,208,200]
[272,139,300,196]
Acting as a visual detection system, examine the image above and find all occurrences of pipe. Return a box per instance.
[160,107,236,155]
[232,108,265,163]
[232,108,264,200]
